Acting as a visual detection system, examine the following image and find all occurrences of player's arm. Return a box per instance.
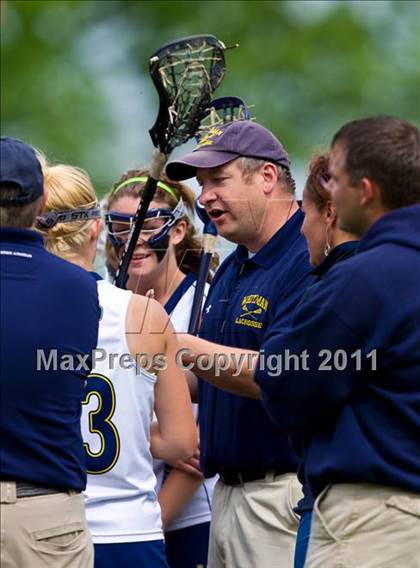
[158,468,203,528]
[178,333,260,399]
[126,295,198,462]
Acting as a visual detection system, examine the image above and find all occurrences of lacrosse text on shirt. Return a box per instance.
[235,294,269,329]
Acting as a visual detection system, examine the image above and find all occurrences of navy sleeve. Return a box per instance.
[255,265,377,429]
[263,249,314,343]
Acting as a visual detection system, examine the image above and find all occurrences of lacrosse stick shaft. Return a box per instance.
[188,233,217,335]
[114,150,167,289]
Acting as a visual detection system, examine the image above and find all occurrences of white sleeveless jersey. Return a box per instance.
[82,279,162,543]
[154,279,218,532]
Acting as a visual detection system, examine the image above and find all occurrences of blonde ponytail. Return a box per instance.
[36,152,98,263]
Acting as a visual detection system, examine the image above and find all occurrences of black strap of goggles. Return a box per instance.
[36,208,101,230]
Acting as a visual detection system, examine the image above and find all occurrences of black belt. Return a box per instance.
[16,482,63,498]
[218,467,284,486]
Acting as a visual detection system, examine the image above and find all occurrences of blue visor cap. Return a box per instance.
[0,137,44,206]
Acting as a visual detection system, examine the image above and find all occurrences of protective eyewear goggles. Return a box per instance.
[105,198,186,248]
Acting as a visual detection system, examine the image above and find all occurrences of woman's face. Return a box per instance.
[301,187,328,267]
[108,195,173,281]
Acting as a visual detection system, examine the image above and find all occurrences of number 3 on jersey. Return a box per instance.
[82,373,120,474]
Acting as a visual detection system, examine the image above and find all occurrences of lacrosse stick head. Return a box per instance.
[149,35,227,155]
[195,96,251,142]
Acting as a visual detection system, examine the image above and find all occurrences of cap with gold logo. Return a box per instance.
[166,120,290,181]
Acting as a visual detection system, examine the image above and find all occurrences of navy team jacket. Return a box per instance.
[255,205,420,498]
[1,228,100,491]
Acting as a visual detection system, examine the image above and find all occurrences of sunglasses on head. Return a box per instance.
[319,173,331,190]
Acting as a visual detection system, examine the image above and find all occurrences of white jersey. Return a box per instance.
[82,279,162,544]
[154,277,218,532]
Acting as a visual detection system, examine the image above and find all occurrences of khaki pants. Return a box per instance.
[208,472,301,568]
[1,481,93,568]
[306,484,420,568]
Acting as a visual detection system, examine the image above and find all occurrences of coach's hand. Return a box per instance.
[167,448,203,479]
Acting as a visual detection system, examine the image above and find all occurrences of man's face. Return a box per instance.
[197,159,266,249]
[328,142,366,237]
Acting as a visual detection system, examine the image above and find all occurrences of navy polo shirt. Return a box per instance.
[0,228,100,491]
[198,210,313,477]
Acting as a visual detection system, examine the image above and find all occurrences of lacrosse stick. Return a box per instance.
[195,95,251,142]
[188,96,251,334]
[114,35,227,289]
[188,202,217,334]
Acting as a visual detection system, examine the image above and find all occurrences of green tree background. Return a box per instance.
[1,0,419,196]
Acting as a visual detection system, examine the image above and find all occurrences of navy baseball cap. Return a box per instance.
[166,120,290,181]
[0,137,44,206]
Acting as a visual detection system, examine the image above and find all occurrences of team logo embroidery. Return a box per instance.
[235,294,268,329]
[197,126,224,147]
